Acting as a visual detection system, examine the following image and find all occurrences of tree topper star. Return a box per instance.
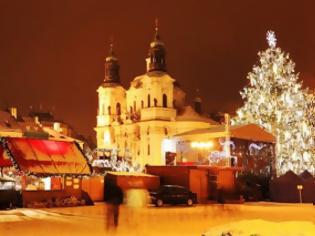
[266,30,277,48]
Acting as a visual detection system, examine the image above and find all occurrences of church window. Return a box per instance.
[154,98,158,107]
[108,106,111,115]
[148,94,151,107]
[163,94,167,108]
[116,103,121,115]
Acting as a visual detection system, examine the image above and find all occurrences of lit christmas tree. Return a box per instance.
[233,31,315,176]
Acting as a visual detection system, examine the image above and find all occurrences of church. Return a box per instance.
[95,23,217,168]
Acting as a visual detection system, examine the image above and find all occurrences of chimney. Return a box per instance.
[194,97,202,114]
[194,88,202,114]
[34,116,40,124]
[9,107,17,119]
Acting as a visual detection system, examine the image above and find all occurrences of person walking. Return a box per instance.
[105,184,124,229]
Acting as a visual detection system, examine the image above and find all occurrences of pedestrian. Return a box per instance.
[105,184,124,230]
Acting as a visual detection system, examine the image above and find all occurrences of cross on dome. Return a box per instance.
[154,18,160,40]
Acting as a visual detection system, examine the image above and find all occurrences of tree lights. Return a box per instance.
[233,31,315,176]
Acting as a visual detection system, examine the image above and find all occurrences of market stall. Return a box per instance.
[0,137,92,207]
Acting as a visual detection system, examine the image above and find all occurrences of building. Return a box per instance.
[25,110,76,138]
[173,123,275,176]
[0,108,86,148]
[95,23,217,167]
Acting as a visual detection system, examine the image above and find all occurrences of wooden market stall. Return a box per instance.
[0,137,92,207]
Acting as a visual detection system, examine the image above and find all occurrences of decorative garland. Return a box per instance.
[0,137,92,178]
[0,137,22,174]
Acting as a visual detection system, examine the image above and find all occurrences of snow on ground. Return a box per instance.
[0,202,315,236]
[203,219,315,236]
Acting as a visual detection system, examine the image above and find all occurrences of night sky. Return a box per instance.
[0,0,314,139]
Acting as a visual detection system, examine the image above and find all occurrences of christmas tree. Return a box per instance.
[233,31,315,176]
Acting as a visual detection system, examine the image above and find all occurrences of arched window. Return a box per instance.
[108,106,111,115]
[147,94,151,107]
[141,100,144,108]
[163,94,167,108]
[154,98,158,107]
[116,103,121,115]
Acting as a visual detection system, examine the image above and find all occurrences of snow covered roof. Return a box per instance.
[174,123,275,143]
[0,110,21,131]
[0,137,91,176]
[176,106,218,124]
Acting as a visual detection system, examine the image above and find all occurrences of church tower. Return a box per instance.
[146,19,167,72]
[95,42,126,149]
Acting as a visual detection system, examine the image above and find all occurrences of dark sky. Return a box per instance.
[0,0,314,139]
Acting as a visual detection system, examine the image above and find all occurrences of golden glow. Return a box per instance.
[104,131,111,144]
[191,141,213,149]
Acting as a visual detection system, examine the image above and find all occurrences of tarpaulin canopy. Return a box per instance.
[0,137,91,176]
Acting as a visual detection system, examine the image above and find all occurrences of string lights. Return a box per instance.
[233,31,315,176]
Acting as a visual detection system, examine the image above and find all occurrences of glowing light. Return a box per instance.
[233,30,315,175]
[104,131,111,144]
[266,30,277,48]
[162,139,176,152]
[42,177,51,191]
[191,141,213,149]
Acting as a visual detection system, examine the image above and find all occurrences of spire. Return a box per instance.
[109,41,114,57]
[154,18,160,41]
[146,18,167,73]
[104,39,120,83]
[106,36,117,61]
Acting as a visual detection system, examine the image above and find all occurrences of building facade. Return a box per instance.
[95,24,217,167]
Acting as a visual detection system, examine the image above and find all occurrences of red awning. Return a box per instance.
[0,145,13,167]
[1,137,91,176]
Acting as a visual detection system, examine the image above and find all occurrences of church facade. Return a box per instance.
[95,24,217,167]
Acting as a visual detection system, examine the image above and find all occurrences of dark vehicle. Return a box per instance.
[150,185,197,207]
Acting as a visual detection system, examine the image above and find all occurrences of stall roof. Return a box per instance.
[174,124,275,143]
[106,171,157,177]
[0,137,91,176]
